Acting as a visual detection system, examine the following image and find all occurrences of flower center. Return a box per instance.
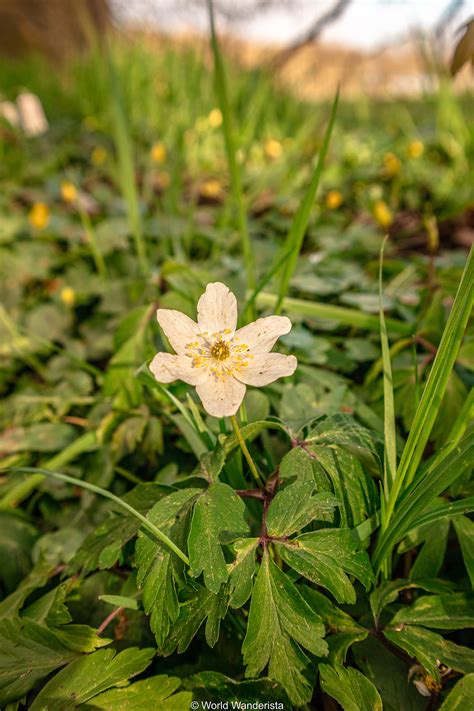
[210,338,230,361]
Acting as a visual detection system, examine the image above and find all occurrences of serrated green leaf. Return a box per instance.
[320,663,383,711]
[184,670,289,705]
[70,483,172,574]
[188,482,249,593]
[279,446,314,483]
[29,647,154,710]
[266,479,338,537]
[227,538,259,608]
[136,488,200,647]
[305,413,380,470]
[453,515,474,587]
[0,618,80,705]
[90,675,192,710]
[309,446,378,528]
[161,585,228,655]
[277,529,373,604]
[370,578,453,626]
[242,550,327,706]
[384,625,474,680]
[301,587,368,663]
[439,673,474,710]
[0,559,53,620]
[390,593,474,629]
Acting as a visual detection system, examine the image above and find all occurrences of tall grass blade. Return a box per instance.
[9,467,189,564]
[275,89,339,313]
[256,291,412,335]
[373,427,474,574]
[107,51,149,276]
[207,0,256,298]
[379,238,397,500]
[382,247,473,531]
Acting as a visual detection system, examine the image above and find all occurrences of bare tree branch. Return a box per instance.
[270,0,353,71]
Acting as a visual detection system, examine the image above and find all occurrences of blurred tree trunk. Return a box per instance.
[0,0,110,61]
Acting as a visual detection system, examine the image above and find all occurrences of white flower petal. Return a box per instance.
[196,373,246,418]
[149,353,208,386]
[234,353,297,386]
[156,309,201,355]
[233,316,292,354]
[197,282,238,335]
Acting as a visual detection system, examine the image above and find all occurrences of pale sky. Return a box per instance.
[114,0,473,49]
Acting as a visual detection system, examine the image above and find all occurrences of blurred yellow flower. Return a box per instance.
[373,200,393,229]
[201,179,223,199]
[407,140,424,159]
[91,146,108,166]
[384,152,401,176]
[264,139,283,160]
[150,141,167,163]
[60,181,77,204]
[208,108,223,128]
[29,202,50,230]
[60,287,76,307]
[325,190,343,209]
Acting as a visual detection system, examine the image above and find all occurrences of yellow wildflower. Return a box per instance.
[60,287,76,307]
[91,146,108,166]
[384,152,401,176]
[373,200,393,229]
[264,139,283,160]
[208,108,223,128]
[150,141,167,164]
[29,202,50,230]
[325,190,343,210]
[60,181,77,204]
[407,139,424,159]
[201,179,223,199]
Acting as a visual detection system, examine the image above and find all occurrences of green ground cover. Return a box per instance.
[0,32,473,710]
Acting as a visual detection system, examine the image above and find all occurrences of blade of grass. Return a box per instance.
[207,0,256,300]
[379,238,397,499]
[256,291,412,335]
[78,202,107,278]
[275,89,339,313]
[0,431,97,509]
[382,246,473,531]
[107,50,149,277]
[410,497,474,530]
[372,427,474,574]
[9,467,189,565]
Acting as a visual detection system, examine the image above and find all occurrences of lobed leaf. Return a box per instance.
[319,662,383,711]
[242,550,327,706]
[188,482,249,593]
[277,529,373,604]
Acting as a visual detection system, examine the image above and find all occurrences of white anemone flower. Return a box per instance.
[150,282,297,418]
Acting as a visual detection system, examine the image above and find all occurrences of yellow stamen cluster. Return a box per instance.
[185,333,251,380]
[210,339,230,361]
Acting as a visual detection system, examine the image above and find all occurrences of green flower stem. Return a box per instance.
[230,415,264,489]
[9,467,190,566]
[78,205,107,278]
